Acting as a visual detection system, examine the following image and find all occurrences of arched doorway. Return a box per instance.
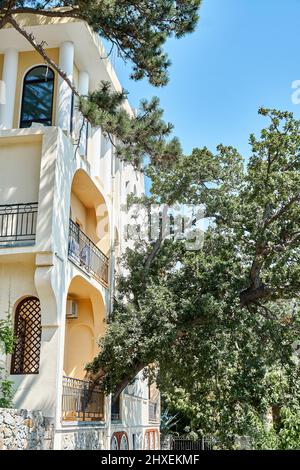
[63,275,106,379]
[62,276,106,422]
[68,169,110,287]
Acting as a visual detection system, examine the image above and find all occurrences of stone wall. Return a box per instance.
[59,426,107,450]
[0,408,54,450]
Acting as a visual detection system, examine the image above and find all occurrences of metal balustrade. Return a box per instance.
[0,203,38,247]
[171,437,219,451]
[62,376,105,422]
[68,219,109,286]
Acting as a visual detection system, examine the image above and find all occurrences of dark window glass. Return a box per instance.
[111,393,121,421]
[20,66,54,128]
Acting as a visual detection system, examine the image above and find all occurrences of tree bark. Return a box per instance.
[240,284,272,307]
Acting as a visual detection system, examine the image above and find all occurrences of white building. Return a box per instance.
[0,14,160,450]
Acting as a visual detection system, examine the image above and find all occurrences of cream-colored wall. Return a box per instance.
[86,208,98,245]
[0,259,37,321]
[0,259,46,411]
[71,173,110,253]
[70,193,101,246]
[13,49,59,129]
[63,293,106,379]
[0,54,3,80]
[63,273,107,381]
[71,191,87,231]
[64,299,94,379]
[0,136,42,204]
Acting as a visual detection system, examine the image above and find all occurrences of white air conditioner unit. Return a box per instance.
[66,300,78,319]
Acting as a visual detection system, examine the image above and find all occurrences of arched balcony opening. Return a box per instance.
[68,169,110,287]
[62,275,106,422]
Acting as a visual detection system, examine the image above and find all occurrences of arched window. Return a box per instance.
[20,66,54,128]
[11,297,42,375]
[111,435,119,450]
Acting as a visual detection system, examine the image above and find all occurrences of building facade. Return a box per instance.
[0,14,160,450]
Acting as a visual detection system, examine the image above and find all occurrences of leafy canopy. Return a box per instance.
[87,108,300,442]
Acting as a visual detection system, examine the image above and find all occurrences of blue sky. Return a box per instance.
[111,0,300,161]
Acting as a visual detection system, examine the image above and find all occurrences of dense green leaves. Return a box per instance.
[88,109,300,445]
[0,316,15,408]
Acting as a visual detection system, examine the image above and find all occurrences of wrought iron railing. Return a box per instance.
[149,400,159,423]
[68,219,109,286]
[171,437,220,451]
[0,203,38,247]
[62,376,105,422]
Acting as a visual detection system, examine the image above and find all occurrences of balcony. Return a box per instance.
[0,203,38,247]
[62,376,105,422]
[149,401,160,423]
[68,219,109,287]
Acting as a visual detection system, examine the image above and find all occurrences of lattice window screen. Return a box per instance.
[11,297,41,375]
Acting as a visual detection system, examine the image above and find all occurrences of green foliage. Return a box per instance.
[88,108,300,447]
[8,1,201,86]
[0,379,14,409]
[79,90,181,167]
[0,316,15,408]
[251,406,300,450]
[277,407,300,449]
[0,317,15,355]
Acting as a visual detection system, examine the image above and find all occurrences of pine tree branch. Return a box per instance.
[7,16,80,97]
[0,0,16,28]
[1,6,80,19]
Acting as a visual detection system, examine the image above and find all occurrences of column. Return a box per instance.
[90,127,102,176]
[78,70,89,96]
[55,41,74,131]
[0,48,19,129]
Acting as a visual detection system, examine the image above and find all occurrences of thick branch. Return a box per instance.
[240,284,272,307]
[265,193,300,228]
[142,205,170,279]
[143,237,163,278]
[90,361,147,404]
[89,314,209,398]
